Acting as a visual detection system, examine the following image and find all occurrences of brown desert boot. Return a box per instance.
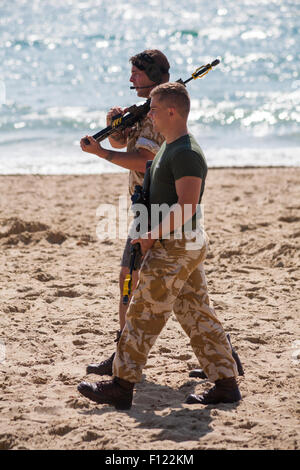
[86,330,122,376]
[77,377,134,410]
[86,352,114,376]
[189,334,244,379]
[185,377,241,405]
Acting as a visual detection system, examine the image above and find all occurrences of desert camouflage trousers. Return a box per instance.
[113,233,238,383]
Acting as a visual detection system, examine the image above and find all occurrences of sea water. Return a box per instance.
[0,0,299,174]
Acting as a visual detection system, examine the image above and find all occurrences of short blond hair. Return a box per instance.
[150,82,190,117]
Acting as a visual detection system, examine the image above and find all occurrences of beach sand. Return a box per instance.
[0,168,299,450]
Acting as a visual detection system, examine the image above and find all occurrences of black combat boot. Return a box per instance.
[189,334,244,379]
[86,330,122,376]
[77,377,134,410]
[185,377,241,405]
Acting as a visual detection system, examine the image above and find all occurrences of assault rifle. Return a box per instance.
[83,59,220,145]
[122,243,142,305]
[122,160,152,305]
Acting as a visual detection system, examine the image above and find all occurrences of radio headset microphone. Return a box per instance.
[130,84,157,89]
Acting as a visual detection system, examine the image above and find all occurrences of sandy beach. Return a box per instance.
[0,167,299,450]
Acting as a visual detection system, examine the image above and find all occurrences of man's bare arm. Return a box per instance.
[80,136,155,172]
[132,176,202,255]
[151,176,202,239]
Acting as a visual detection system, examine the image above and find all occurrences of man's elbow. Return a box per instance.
[110,141,126,149]
[136,152,155,172]
[177,199,199,214]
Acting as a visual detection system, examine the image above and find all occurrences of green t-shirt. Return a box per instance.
[149,133,207,231]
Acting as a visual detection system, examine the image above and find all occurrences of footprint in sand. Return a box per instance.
[48,425,75,437]
[46,231,67,245]
[0,433,15,450]
[55,289,81,298]
[33,271,55,282]
[278,216,300,223]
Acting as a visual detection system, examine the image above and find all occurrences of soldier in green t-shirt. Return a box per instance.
[78,82,242,409]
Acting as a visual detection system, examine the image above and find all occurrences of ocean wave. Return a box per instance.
[0,0,299,172]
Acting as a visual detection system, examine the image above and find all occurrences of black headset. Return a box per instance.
[133,53,165,84]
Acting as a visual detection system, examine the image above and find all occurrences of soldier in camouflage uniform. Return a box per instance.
[78,83,242,409]
[81,50,169,374]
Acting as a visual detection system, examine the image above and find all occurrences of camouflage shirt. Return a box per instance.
[126,115,165,195]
